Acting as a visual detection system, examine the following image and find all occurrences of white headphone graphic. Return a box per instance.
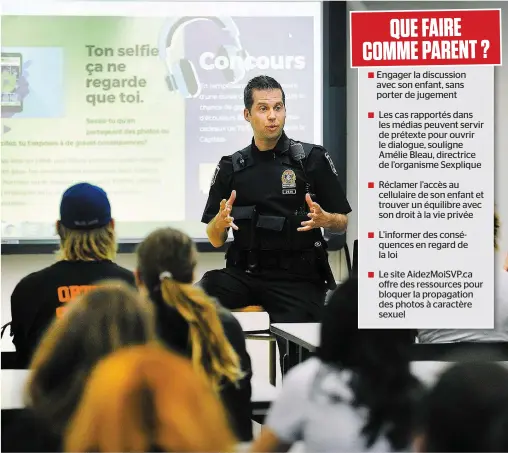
[158,16,249,98]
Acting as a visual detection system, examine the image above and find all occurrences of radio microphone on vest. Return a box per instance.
[289,140,315,213]
[289,141,305,161]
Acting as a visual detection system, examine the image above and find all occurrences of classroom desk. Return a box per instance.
[270,323,320,352]
[1,369,30,410]
[1,367,279,418]
[270,322,319,370]
[270,323,508,380]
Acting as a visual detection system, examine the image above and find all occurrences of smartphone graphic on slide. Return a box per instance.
[1,52,23,113]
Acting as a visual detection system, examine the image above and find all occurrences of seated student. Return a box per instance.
[488,407,508,451]
[64,345,238,453]
[251,277,422,453]
[419,211,508,343]
[414,362,508,452]
[10,182,135,367]
[2,281,157,452]
[135,227,253,442]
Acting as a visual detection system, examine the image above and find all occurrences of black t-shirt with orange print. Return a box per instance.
[10,260,135,368]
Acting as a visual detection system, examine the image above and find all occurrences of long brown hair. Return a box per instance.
[27,280,157,434]
[56,222,117,261]
[64,345,238,452]
[136,227,242,392]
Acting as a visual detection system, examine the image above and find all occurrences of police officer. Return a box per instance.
[199,75,351,372]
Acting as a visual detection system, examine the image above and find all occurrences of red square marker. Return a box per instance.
[368,112,374,118]
[368,232,374,238]
[368,182,374,188]
[368,272,374,278]
[368,72,374,78]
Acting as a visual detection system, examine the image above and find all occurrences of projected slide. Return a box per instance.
[0,2,322,241]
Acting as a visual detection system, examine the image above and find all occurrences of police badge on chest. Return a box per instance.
[281,169,297,195]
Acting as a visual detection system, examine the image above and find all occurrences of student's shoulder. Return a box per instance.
[215,304,253,349]
[12,263,61,294]
[107,261,133,273]
[215,303,243,333]
[285,356,323,384]
[104,262,136,284]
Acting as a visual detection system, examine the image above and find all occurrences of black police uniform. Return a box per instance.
[199,131,351,370]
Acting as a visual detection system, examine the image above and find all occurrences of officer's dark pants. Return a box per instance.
[198,267,326,378]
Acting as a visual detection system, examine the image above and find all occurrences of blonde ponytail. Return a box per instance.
[159,278,243,392]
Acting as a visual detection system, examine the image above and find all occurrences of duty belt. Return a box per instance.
[237,249,316,272]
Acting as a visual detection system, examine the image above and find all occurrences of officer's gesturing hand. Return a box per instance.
[297,193,327,232]
[298,194,348,233]
[215,190,239,231]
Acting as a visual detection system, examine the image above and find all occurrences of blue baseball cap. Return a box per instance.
[60,183,112,230]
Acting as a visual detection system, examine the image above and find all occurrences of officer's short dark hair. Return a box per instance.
[244,75,285,112]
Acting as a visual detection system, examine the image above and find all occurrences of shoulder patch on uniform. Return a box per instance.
[324,152,338,176]
[210,164,220,186]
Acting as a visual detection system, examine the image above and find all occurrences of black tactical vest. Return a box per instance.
[229,138,324,253]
